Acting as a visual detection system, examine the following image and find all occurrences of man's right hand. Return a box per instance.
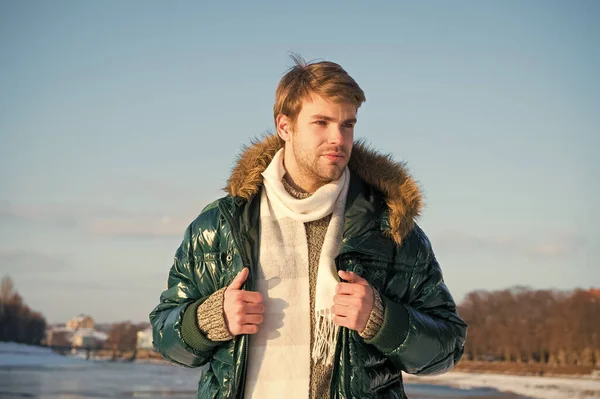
[223,267,264,336]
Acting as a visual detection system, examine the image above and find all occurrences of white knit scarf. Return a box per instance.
[261,149,349,365]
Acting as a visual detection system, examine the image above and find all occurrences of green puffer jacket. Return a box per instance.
[149,136,467,399]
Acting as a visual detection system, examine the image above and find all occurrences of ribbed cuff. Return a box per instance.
[181,299,222,352]
[359,289,384,339]
[364,296,410,353]
[197,287,233,342]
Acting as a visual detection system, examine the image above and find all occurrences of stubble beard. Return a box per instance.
[292,141,345,186]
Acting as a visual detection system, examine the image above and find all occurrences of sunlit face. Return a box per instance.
[277,94,357,192]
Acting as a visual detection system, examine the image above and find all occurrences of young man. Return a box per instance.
[150,57,467,399]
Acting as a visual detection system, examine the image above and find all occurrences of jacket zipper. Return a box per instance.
[237,235,250,399]
[344,330,352,397]
[330,256,352,398]
[218,201,251,399]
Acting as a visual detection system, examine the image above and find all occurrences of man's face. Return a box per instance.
[283,94,357,187]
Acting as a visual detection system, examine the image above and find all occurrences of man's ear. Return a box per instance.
[276,114,293,142]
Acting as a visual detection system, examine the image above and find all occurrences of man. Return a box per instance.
[150,56,467,399]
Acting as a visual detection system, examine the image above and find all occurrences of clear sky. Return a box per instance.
[1,1,598,323]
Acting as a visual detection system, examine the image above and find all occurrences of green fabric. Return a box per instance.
[365,296,410,353]
[181,299,221,352]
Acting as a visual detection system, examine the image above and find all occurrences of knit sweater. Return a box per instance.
[195,179,385,398]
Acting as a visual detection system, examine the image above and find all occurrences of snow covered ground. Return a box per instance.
[0,341,86,367]
[404,371,600,399]
[2,342,599,398]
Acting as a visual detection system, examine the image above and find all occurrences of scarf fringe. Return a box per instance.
[312,309,339,366]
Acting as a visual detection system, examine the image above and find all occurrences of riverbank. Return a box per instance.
[455,360,600,379]
[404,371,600,399]
[2,342,599,398]
[87,347,169,363]
[0,343,170,366]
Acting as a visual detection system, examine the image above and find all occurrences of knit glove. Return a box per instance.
[359,288,384,340]
[196,287,234,341]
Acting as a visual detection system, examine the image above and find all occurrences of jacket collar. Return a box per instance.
[224,134,422,245]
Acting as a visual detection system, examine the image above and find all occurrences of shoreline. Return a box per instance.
[2,342,599,398]
[455,360,600,380]
[403,371,600,399]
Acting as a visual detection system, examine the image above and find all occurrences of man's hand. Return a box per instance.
[223,268,264,336]
[332,270,374,333]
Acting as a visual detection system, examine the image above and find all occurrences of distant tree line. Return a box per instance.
[459,287,600,366]
[107,321,146,353]
[0,276,46,345]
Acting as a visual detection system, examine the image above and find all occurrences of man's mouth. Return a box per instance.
[322,153,345,161]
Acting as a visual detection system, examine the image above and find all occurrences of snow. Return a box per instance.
[0,342,87,367]
[403,371,600,399]
[2,342,599,398]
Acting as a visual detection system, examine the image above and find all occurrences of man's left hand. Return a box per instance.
[332,270,374,333]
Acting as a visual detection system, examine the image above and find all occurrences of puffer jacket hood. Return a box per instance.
[226,134,422,245]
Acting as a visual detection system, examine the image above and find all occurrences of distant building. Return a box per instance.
[72,334,96,348]
[71,328,107,348]
[136,327,153,349]
[46,324,107,349]
[66,314,95,330]
[46,328,72,347]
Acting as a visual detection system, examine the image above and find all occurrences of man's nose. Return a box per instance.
[327,125,344,146]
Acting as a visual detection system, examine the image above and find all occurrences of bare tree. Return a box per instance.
[108,322,144,353]
[459,286,600,367]
[0,276,15,302]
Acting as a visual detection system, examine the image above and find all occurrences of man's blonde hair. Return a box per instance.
[273,54,366,127]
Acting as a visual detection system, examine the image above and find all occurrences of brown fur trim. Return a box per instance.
[225,134,284,199]
[348,140,422,245]
[224,134,422,244]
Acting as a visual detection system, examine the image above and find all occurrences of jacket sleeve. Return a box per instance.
[148,219,223,368]
[365,227,468,375]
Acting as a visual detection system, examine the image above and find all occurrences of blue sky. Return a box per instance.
[1,1,598,323]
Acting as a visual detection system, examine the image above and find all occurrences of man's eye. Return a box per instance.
[315,121,327,126]
[343,123,355,129]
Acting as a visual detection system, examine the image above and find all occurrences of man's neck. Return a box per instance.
[282,173,313,194]
[282,159,325,194]
[282,176,312,199]
[281,145,338,193]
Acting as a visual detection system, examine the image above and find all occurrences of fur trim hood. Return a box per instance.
[225,135,422,245]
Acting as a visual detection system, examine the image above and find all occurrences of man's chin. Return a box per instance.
[317,166,344,182]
